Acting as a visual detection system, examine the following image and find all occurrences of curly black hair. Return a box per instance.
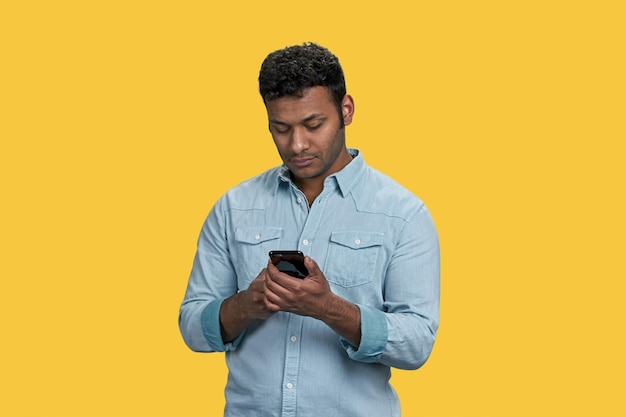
[258,43,346,115]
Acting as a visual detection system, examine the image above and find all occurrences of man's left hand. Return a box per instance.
[264,255,332,318]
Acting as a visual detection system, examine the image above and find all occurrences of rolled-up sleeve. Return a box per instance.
[179,198,241,352]
[384,205,439,369]
[197,298,246,351]
[342,204,440,370]
[340,304,388,362]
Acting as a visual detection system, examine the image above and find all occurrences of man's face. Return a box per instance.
[265,86,354,184]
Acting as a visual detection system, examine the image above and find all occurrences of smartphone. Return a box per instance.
[269,250,309,279]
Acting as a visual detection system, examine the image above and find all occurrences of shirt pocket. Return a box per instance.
[324,231,384,288]
[234,227,282,246]
[233,227,282,286]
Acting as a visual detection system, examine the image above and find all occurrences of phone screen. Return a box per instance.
[269,250,308,279]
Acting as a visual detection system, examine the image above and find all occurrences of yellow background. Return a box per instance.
[1,1,624,416]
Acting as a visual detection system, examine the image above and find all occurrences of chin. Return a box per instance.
[290,167,320,180]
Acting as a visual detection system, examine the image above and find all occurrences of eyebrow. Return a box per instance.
[269,113,326,126]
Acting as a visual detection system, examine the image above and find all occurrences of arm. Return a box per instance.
[262,204,439,368]
[179,197,282,351]
[178,199,247,352]
[371,205,440,370]
[323,204,440,370]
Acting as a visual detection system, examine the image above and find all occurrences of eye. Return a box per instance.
[272,124,290,134]
[305,123,322,131]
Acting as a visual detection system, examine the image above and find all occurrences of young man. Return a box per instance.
[179,42,440,417]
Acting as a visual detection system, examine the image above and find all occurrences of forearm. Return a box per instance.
[180,199,242,352]
[337,304,437,370]
[219,292,255,343]
[314,294,362,348]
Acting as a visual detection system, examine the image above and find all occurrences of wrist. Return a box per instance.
[316,294,361,347]
[316,293,350,322]
[232,290,255,322]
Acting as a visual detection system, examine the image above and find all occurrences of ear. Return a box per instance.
[341,94,355,126]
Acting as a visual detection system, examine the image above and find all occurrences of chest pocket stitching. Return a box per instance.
[329,231,384,248]
[234,227,282,245]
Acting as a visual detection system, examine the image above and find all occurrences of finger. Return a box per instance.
[266,260,298,290]
[264,296,282,312]
[263,264,284,292]
[263,283,286,311]
[266,260,279,276]
[304,255,321,275]
[265,271,292,296]
[266,260,288,283]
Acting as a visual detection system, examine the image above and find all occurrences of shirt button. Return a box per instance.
[290,336,297,342]
[297,197,302,204]
[254,234,261,240]
[286,383,294,389]
[302,239,309,246]
[355,239,361,245]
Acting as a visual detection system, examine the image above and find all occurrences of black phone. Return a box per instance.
[269,250,308,279]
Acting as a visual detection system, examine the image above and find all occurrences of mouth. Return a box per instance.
[289,156,315,168]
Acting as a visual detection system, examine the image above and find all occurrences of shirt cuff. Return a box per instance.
[340,304,387,363]
[200,298,246,352]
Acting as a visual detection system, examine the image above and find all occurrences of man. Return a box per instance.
[179,42,439,417]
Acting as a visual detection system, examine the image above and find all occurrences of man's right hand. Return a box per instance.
[240,268,278,320]
[219,268,276,343]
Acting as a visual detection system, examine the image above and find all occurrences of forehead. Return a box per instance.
[265,86,336,122]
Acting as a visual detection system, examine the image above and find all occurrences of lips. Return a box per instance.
[290,156,315,168]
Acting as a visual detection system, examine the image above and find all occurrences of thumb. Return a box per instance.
[304,255,321,275]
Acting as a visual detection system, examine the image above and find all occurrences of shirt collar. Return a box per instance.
[276,148,364,198]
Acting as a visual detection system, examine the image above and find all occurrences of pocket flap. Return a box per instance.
[329,231,384,250]
[235,227,282,244]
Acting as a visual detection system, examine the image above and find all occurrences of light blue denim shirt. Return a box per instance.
[179,149,439,417]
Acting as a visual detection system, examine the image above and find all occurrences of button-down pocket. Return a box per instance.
[234,227,282,245]
[233,227,282,287]
[324,231,384,288]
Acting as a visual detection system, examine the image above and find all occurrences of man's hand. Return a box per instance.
[265,256,332,317]
[219,268,276,342]
[221,257,362,347]
[265,256,362,347]
[240,268,277,320]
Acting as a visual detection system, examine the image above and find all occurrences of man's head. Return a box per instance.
[259,43,354,188]
[258,42,346,123]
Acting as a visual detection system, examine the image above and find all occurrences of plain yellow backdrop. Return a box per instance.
[1,1,624,416]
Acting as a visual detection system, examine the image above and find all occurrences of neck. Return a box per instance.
[292,149,354,206]
[294,178,324,207]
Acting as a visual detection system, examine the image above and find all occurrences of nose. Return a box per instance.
[290,126,309,154]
